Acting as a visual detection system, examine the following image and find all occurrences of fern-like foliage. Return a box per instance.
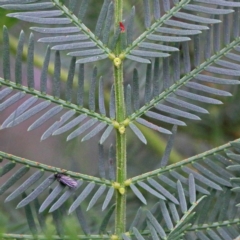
[1,0,240,239]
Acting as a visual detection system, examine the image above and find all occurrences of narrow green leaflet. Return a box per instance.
[5,170,44,202]
[99,203,115,234]
[0,166,29,195]
[130,184,147,205]
[17,174,55,208]
[102,187,114,211]
[87,185,107,211]
[69,182,95,214]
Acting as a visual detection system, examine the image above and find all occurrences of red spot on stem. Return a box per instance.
[119,22,125,33]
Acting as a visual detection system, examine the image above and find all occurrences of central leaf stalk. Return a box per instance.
[113,0,126,236]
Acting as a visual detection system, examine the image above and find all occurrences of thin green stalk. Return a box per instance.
[0,151,111,185]
[0,78,112,125]
[137,218,240,237]
[2,234,110,239]
[130,138,240,183]
[114,0,127,236]
[115,129,127,235]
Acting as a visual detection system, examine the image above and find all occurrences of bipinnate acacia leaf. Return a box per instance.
[1,1,240,238]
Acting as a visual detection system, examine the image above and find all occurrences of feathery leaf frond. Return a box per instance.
[0,27,114,143]
[1,0,240,238]
[1,0,113,63]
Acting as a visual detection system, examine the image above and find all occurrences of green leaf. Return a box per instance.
[99,203,115,233]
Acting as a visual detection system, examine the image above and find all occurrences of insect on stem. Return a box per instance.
[54,173,78,188]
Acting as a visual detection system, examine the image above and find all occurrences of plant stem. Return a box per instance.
[0,151,111,185]
[114,0,126,236]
